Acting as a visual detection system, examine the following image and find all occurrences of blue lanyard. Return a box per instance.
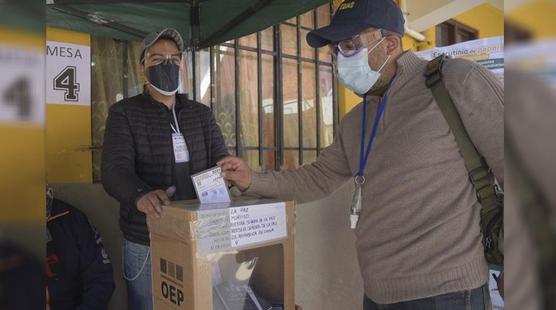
[357,93,388,177]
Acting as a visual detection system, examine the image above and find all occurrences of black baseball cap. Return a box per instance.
[140,28,185,64]
[306,0,405,48]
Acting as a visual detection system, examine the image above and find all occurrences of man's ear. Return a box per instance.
[384,36,401,55]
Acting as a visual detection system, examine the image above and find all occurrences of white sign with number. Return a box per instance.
[0,43,45,123]
[46,41,90,105]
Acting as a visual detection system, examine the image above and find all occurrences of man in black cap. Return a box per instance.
[102,28,228,309]
[220,0,503,309]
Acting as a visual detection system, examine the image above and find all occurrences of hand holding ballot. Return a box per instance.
[217,156,253,192]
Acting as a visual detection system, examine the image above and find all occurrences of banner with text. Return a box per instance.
[416,36,504,82]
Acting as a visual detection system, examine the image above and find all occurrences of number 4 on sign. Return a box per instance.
[4,77,31,119]
[53,66,80,102]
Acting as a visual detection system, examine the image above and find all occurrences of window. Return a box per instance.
[435,19,478,47]
[91,3,337,181]
[91,38,144,181]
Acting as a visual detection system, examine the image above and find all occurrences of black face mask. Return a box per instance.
[146,60,180,95]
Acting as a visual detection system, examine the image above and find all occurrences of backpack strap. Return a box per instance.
[425,55,502,265]
[425,55,496,205]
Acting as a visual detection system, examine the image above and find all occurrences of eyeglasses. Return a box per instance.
[329,30,384,58]
[145,53,182,66]
[329,35,365,57]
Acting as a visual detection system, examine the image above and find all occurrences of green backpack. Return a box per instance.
[424,55,504,269]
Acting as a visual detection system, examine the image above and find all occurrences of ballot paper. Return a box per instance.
[192,166,231,204]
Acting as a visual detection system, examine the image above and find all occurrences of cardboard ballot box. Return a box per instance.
[147,199,295,310]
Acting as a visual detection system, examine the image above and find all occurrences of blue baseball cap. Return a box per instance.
[307,0,405,48]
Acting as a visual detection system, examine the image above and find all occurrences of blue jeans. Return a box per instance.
[123,239,153,310]
[364,284,492,310]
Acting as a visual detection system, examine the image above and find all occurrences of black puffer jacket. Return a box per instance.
[101,92,228,245]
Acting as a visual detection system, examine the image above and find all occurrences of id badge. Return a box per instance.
[350,176,364,229]
[172,133,189,163]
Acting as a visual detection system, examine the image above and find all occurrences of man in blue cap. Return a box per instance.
[219,0,503,309]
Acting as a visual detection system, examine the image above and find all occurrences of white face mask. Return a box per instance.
[337,37,391,95]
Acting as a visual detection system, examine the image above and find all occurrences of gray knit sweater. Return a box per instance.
[245,51,504,303]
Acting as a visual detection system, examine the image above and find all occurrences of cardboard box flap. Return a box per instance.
[147,203,199,242]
